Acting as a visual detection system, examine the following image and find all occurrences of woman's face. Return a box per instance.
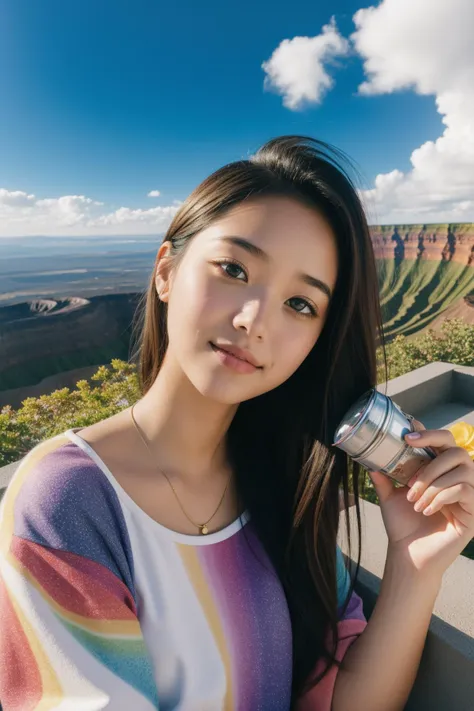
[157,195,339,404]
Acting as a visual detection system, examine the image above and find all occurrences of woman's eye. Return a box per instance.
[214,261,317,317]
[287,297,317,317]
[216,260,247,281]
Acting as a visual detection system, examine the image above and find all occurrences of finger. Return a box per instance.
[406,449,472,499]
[411,418,426,432]
[443,502,472,531]
[368,470,396,504]
[421,482,474,521]
[404,426,456,454]
[408,464,474,510]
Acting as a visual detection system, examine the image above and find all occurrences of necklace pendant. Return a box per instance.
[200,525,209,535]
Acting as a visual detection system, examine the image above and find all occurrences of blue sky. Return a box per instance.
[1,0,472,235]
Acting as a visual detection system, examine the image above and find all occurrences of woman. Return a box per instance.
[1,135,473,711]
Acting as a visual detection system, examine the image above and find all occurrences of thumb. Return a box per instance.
[368,469,396,504]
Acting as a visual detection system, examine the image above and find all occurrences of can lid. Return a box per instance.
[333,389,375,445]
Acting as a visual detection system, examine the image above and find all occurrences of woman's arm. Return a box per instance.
[333,421,474,711]
[0,437,159,710]
[332,548,441,711]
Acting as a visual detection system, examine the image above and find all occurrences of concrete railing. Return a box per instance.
[342,361,474,710]
[339,500,474,711]
[1,361,474,709]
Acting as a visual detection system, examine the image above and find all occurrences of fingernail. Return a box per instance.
[407,486,419,502]
[406,432,421,439]
[423,506,432,515]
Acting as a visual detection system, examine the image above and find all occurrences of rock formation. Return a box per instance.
[370,224,474,266]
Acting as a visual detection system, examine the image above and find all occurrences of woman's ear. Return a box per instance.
[155,241,173,303]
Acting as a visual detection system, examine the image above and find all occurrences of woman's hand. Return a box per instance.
[369,419,474,580]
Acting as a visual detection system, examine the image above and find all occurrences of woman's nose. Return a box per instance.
[232,296,270,339]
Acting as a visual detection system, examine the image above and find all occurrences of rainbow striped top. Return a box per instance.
[0,428,366,710]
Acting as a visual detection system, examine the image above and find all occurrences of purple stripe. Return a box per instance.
[198,530,257,708]
[13,442,136,598]
[198,523,292,711]
[341,589,366,621]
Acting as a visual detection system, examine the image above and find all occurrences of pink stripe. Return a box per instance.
[0,575,42,711]
[295,618,367,711]
[11,536,137,619]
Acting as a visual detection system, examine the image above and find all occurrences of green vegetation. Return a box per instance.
[1,317,473,559]
[379,317,474,382]
[0,360,141,469]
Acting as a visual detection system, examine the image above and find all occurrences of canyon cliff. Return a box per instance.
[370,224,474,266]
[0,224,473,408]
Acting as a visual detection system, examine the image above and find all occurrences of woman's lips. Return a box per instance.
[209,342,261,374]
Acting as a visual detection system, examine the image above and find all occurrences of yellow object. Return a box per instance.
[446,421,474,459]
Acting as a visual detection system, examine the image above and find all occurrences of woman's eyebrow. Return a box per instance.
[214,235,333,300]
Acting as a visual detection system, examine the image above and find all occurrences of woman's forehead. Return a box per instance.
[200,198,336,250]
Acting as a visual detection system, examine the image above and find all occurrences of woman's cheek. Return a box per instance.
[177,271,216,321]
[292,326,321,371]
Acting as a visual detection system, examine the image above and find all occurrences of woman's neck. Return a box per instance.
[132,352,238,487]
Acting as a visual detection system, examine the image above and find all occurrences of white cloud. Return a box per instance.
[147,190,161,197]
[0,188,36,207]
[93,204,180,227]
[261,17,350,110]
[352,0,474,223]
[0,188,183,237]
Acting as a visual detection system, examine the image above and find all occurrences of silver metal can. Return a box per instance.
[333,388,436,486]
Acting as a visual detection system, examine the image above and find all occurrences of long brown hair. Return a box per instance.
[130,135,387,704]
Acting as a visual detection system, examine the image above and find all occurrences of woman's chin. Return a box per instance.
[196,380,246,405]
[188,371,257,405]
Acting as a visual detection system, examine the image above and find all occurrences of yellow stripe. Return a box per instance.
[179,545,234,710]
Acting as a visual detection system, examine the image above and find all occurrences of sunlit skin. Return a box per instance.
[131,195,338,487]
[159,195,338,405]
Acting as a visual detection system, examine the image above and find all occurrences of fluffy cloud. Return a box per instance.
[0,188,36,207]
[261,0,474,222]
[93,204,181,227]
[352,0,474,223]
[261,17,350,110]
[0,188,182,237]
[147,190,161,197]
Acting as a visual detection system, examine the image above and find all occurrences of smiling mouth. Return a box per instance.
[209,342,263,370]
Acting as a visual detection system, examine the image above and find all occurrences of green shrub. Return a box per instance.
[379,317,474,383]
[0,359,141,467]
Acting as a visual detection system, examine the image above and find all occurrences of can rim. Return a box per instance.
[352,395,393,460]
[333,388,377,446]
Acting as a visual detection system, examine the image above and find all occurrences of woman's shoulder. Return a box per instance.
[3,429,122,520]
[0,428,134,587]
[3,408,133,522]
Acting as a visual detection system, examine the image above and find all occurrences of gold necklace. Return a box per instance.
[130,403,232,535]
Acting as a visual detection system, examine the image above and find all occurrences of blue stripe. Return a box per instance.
[336,545,351,609]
